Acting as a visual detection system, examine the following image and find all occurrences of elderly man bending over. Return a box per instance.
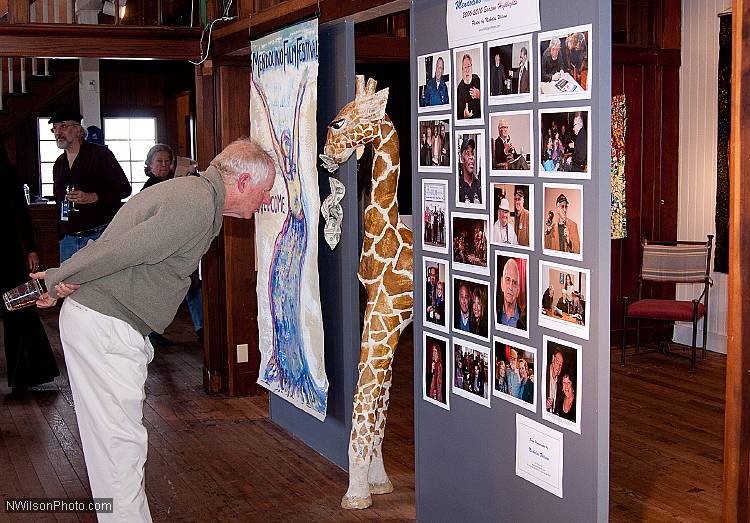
[33,139,275,522]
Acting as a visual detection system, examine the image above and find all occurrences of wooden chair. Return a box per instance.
[621,235,713,371]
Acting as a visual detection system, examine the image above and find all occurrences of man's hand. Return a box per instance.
[30,271,80,307]
[469,86,480,100]
[67,189,98,205]
[463,103,473,118]
[27,252,39,272]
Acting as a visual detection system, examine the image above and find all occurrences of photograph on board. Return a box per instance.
[422,179,449,254]
[542,183,583,261]
[455,129,486,209]
[488,34,533,105]
[418,50,451,112]
[423,256,450,334]
[494,250,530,339]
[538,25,592,102]
[489,110,533,176]
[424,331,450,410]
[539,108,590,178]
[491,182,534,250]
[542,335,582,434]
[493,336,536,413]
[453,43,485,126]
[452,338,491,408]
[452,274,490,343]
[539,259,590,340]
[452,212,489,275]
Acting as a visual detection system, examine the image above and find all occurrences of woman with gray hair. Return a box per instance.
[141,143,175,191]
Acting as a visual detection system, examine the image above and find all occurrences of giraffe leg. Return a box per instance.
[368,367,393,494]
[342,359,378,509]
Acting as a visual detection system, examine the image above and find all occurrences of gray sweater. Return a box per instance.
[45,167,226,335]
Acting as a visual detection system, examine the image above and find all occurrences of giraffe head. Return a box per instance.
[320,75,389,173]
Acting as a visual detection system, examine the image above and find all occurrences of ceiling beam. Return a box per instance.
[0,24,202,59]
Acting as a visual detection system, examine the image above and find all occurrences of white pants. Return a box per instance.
[60,299,154,522]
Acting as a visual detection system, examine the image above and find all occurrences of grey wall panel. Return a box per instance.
[412,0,611,521]
[269,19,360,470]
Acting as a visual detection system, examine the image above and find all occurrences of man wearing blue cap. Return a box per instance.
[48,108,131,262]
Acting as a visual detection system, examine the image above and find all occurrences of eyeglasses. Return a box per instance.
[50,122,75,134]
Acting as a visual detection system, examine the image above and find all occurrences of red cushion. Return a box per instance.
[627,299,705,321]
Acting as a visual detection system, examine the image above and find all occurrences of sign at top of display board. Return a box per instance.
[446,0,540,48]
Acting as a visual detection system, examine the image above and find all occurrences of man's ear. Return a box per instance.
[236,172,251,193]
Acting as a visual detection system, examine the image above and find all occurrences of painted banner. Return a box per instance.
[251,19,328,420]
[446,0,540,48]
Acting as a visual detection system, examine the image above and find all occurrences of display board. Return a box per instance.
[412,0,611,520]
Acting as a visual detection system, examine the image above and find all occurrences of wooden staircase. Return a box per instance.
[0,57,78,136]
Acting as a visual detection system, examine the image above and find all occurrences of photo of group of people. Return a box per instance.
[493,338,536,412]
[452,213,489,274]
[542,183,583,260]
[452,275,490,342]
[455,130,485,208]
[538,25,592,102]
[539,260,590,340]
[495,251,529,338]
[423,332,449,410]
[488,35,532,104]
[452,340,491,407]
[491,183,533,249]
[542,335,582,433]
[423,257,450,333]
[422,179,448,254]
[489,111,532,175]
[417,24,594,433]
[418,51,451,112]
[539,108,589,176]
[418,116,451,171]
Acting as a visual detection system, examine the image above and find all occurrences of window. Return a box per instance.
[104,117,156,195]
[37,117,59,198]
[37,116,157,197]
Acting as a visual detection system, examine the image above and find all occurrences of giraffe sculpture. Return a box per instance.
[320,76,414,509]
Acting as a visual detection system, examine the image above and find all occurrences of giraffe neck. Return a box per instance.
[368,116,400,217]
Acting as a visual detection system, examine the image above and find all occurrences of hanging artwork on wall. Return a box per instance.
[611,94,627,239]
[250,19,329,420]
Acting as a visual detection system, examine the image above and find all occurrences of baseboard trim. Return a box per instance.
[673,323,728,354]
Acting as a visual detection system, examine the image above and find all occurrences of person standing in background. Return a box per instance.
[0,143,59,394]
[49,108,131,262]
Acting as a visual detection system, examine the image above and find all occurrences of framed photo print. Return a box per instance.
[453,43,485,126]
[489,110,533,176]
[452,212,489,275]
[487,34,533,105]
[490,182,534,250]
[538,260,590,340]
[455,129,486,209]
[452,338,491,408]
[541,335,582,434]
[422,179,449,254]
[539,107,590,179]
[493,336,537,413]
[417,50,451,113]
[538,24,592,102]
[423,332,450,410]
[494,250,530,339]
[423,256,450,334]
[418,116,452,172]
[542,183,583,261]
[451,274,490,343]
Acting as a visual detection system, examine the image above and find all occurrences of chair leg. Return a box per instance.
[621,298,628,366]
[701,315,708,360]
[635,320,641,353]
[690,303,699,372]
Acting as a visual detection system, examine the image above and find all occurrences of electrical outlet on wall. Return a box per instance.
[236,343,249,363]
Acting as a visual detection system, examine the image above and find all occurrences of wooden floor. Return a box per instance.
[610,344,725,522]
[0,306,416,522]
[0,307,726,522]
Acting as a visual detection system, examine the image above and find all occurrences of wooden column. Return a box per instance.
[195,58,260,396]
[724,0,750,520]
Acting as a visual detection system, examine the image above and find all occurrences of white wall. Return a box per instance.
[675,0,731,353]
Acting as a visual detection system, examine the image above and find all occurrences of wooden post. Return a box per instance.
[724,0,750,520]
[8,0,29,23]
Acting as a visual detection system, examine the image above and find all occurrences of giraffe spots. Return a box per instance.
[359,256,385,282]
[364,206,387,234]
[375,227,400,260]
[370,331,387,343]
[381,314,402,333]
[391,293,414,311]
[383,270,413,296]
[394,244,414,273]
[388,204,400,225]
[373,289,392,315]
[371,315,386,332]
[358,366,375,387]
[400,310,412,322]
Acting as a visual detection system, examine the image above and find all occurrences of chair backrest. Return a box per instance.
[640,237,712,284]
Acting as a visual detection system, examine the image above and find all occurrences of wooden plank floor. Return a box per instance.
[610,344,725,522]
[0,306,416,522]
[0,306,726,522]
